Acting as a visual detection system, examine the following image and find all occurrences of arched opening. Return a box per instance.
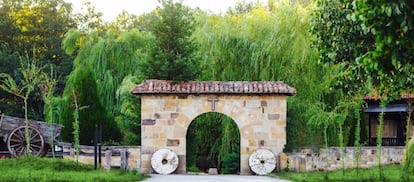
[186,112,240,174]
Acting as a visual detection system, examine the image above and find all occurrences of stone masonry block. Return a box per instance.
[248,139,257,146]
[164,99,178,108]
[272,132,286,140]
[173,126,186,138]
[167,139,180,146]
[261,100,268,107]
[268,114,280,120]
[168,119,175,125]
[157,119,168,125]
[254,132,269,140]
[275,120,286,127]
[142,119,156,125]
[244,100,261,108]
[171,113,179,119]
[141,147,155,155]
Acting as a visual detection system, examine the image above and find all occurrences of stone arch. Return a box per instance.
[132,80,295,175]
[186,111,240,173]
[185,111,240,137]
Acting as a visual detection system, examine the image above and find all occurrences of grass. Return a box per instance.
[273,165,414,182]
[0,157,147,182]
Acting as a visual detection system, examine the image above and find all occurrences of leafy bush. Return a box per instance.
[187,165,201,173]
[220,152,239,174]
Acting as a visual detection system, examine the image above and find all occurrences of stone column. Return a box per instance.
[120,149,128,170]
[105,149,112,172]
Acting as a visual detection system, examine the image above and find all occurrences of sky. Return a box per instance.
[66,0,266,22]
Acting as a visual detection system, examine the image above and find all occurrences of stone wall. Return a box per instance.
[61,143,141,170]
[140,94,288,175]
[279,146,405,172]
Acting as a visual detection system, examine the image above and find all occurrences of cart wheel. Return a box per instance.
[7,126,45,157]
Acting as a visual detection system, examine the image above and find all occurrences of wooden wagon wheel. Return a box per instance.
[7,126,45,157]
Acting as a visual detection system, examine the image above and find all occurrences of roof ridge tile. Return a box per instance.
[131,80,296,95]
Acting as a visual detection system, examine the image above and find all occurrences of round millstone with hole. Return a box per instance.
[248,148,276,175]
[151,148,179,174]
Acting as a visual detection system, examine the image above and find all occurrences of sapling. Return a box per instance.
[0,58,43,156]
[72,90,88,162]
[38,66,58,157]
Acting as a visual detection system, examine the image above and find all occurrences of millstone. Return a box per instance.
[150,148,179,174]
[248,148,276,175]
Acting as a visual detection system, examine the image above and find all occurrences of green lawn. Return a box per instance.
[0,157,147,182]
[273,165,413,182]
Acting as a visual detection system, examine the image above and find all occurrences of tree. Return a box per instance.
[352,0,414,175]
[59,66,121,145]
[312,0,414,177]
[226,0,255,15]
[141,0,200,81]
[115,76,143,145]
[0,0,76,119]
[1,0,75,62]
[311,0,374,94]
[310,0,375,174]
[194,2,327,150]
[0,45,21,116]
[72,1,105,33]
[61,28,151,144]
[354,0,414,97]
[107,11,140,32]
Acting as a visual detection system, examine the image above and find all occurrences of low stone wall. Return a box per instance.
[279,146,405,172]
[59,144,405,173]
[60,143,141,171]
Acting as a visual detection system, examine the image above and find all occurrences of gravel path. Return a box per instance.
[143,174,289,182]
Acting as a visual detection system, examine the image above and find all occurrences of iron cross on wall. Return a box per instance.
[207,97,219,111]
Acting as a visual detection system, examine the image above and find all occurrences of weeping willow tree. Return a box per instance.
[62,29,151,115]
[186,112,240,174]
[60,29,151,144]
[115,75,144,145]
[194,2,330,150]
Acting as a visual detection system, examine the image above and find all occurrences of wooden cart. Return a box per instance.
[0,114,63,157]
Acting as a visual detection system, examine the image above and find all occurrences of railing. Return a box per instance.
[368,137,405,146]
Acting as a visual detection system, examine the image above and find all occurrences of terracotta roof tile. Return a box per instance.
[131,80,296,95]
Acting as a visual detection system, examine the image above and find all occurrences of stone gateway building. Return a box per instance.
[131,80,296,175]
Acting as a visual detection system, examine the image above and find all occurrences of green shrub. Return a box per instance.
[187,165,201,173]
[220,152,239,174]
